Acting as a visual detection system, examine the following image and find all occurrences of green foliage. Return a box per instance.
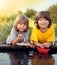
[48,4,57,26]
[48,4,57,37]
[24,9,37,19]
[48,4,57,14]
[55,28,57,37]
[0,20,13,42]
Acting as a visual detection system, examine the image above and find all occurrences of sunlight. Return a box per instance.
[0,0,10,16]
[0,0,7,10]
[0,0,5,6]
[0,0,57,16]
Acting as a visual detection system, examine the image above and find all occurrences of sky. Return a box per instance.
[0,0,57,16]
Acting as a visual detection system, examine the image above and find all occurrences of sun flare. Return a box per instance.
[0,0,5,5]
[0,0,6,9]
[0,0,57,16]
[0,0,10,15]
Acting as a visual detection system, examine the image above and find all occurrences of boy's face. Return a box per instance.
[38,18,49,29]
[17,22,27,32]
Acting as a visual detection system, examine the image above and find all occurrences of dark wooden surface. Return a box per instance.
[0,43,57,54]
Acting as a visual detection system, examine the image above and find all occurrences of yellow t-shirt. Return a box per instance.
[30,25,55,44]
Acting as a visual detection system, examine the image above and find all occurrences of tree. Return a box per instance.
[48,4,57,24]
[48,4,57,37]
[24,9,37,19]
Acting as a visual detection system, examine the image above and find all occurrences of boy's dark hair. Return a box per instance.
[35,11,52,29]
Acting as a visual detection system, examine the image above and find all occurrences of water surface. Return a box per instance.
[0,51,57,65]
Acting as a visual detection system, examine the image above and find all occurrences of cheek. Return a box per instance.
[24,26,27,29]
[17,24,20,29]
[46,21,49,26]
[37,21,40,25]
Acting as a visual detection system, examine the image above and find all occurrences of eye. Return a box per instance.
[39,19,42,21]
[24,23,27,25]
[19,23,23,25]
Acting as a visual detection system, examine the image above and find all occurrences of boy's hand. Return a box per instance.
[43,42,51,48]
[29,44,35,48]
[34,42,45,48]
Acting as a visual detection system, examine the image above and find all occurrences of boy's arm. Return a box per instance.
[43,27,55,48]
[47,29,55,44]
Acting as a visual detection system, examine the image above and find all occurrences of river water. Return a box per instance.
[0,50,57,65]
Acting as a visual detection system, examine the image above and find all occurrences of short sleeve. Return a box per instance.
[30,27,38,42]
[11,28,18,41]
[6,28,18,44]
[47,26,55,44]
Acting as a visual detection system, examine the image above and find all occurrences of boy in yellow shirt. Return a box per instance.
[30,11,55,48]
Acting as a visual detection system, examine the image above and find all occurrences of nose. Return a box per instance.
[42,20,45,23]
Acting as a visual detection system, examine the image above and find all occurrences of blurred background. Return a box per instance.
[0,0,57,42]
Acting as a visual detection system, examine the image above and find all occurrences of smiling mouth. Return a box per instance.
[20,28,25,30]
[41,23,47,25]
